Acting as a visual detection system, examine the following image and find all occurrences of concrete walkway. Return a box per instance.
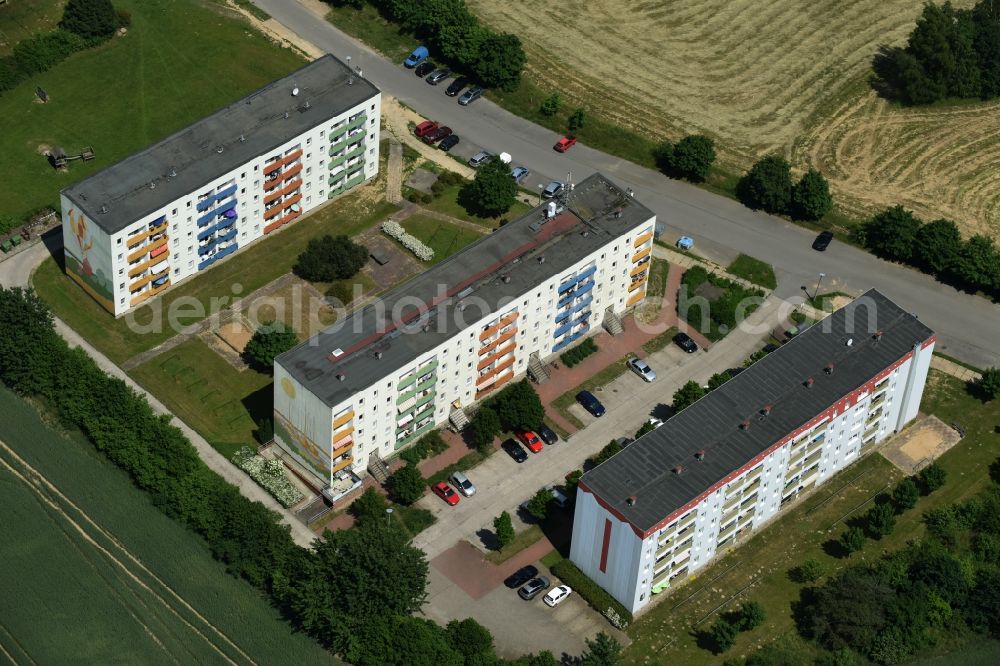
[930,355,982,383]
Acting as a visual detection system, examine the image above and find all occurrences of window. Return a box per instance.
[120,298,125,304]
[118,268,124,275]
[320,130,325,138]
[306,138,312,145]
[254,165,259,171]
[119,283,124,289]
[172,208,177,216]
[117,253,123,260]
[240,188,245,194]
[117,238,122,245]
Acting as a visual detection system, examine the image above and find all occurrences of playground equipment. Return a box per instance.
[49,146,96,169]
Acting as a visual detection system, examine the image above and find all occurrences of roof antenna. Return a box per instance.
[346,56,354,85]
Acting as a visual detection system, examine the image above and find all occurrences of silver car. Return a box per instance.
[542,181,564,198]
[627,357,656,382]
[426,68,451,85]
[511,166,530,183]
[458,86,484,105]
[469,151,492,167]
[450,471,476,497]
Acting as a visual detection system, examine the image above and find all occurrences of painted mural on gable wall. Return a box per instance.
[63,208,114,312]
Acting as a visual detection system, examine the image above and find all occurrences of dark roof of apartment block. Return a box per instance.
[581,289,934,533]
[61,55,379,235]
[277,173,655,407]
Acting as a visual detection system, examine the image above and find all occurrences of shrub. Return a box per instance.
[975,367,1000,400]
[466,155,516,217]
[489,380,544,431]
[399,430,449,466]
[232,447,304,507]
[709,617,738,653]
[840,526,867,555]
[540,92,562,116]
[468,407,501,452]
[791,169,833,221]
[60,0,119,42]
[243,320,298,369]
[864,502,897,539]
[891,477,920,512]
[790,558,827,583]
[918,463,948,494]
[589,440,622,467]
[862,205,922,264]
[13,30,85,76]
[387,464,425,505]
[568,108,586,133]
[351,486,389,523]
[736,154,793,214]
[382,220,434,261]
[526,487,551,520]
[560,337,598,367]
[735,600,766,631]
[493,511,514,549]
[657,134,716,181]
[0,57,25,94]
[550,559,631,629]
[293,234,369,281]
[672,380,706,412]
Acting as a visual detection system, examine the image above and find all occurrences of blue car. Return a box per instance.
[577,390,606,417]
[404,45,429,68]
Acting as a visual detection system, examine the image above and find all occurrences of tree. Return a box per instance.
[709,617,738,653]
[914,218,963,275]
[446,617,495,663]
[952,234,1000,293]
[540,93,562,116]
[736,155,793,214]
[475,32,525,91]
[918,463,947,494]
[493,511,514,549]
[790,558,827,583]
[387,464,425,505]
[439,22,486,65]
[492,380,544,431]
[467,155,517,217]
[293,234,368,282]
[863,205,922,263]
[976,367,1000,400]
[635,420,656,439]
[652,141,675,173]
[791,169,833,221]
[891,477,921,512]
[864,502,897,539]
[736,600,766,631]
[669,134,716,181]
[707,370,732,391]
[568,108,586,133]
[468,406,501,452]
[60,0,119,42]
[589,440,622,467]
[526,487,552,521]
[673,380,706,412]
[510,652,560,666]
[243,320,298,369]
[839,526,867,555]
[580,631,622,665]
[351,487,389,523]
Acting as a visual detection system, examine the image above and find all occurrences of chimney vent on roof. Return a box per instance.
[673,464,684,474]
[804,377,814,388]
[582,230,590,237]
[336,373,346,382]
[149,181,156,189]
[291,86,299,97]
[100,204,108,214]
[761,404,773,416]
[626,495,637,506]
[695,450,706,461]
[375,351,383,359]
[538,256,546,263]
[239,134,246,143]
[846,337,854,347]
[169,167,177,178]
[873,330,883,342]
[824,362,834,375]
[502,275,511,284]
[740,419,751,431]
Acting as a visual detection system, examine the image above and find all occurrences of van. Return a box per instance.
[404,46,429,68]
[546,484,570,509]
[450,471,476,497]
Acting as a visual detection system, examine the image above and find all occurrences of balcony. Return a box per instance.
[345,142,366,161]
[197,198,236,227]
[632,247,652,264]
[330,455,354,475]
[628,276,647,292]
[331,439,353,460]
[480,312,519,342]
[626,290,645,307]
[397,372,416,391]
[557,265,598,294]
[328,153,348,171]
[478,342,516,371]
[346,113,367,131]
[328,137,349,156]
[479,328,517,356]
[344,171,366,190]
[633,230,653,247]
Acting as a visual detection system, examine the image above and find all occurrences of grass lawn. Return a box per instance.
[726,253,777,289]
[623,370,1000,664]
[808,290,853,312]
[402,213,485,264]
[645,258,670,300]
[128,337,271,458]
[0,385,333,664]
[485,524,545,565]
[426,449,491,486]
[325,3,414,63]
[641,326,679,355]
[33,195,399,364]
[420,183,532,228]
[0,0,64,57]
[551,356,629,427]
[0,0,305,221]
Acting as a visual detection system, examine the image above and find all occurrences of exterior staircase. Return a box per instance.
[527,351,549,384]
[367,452,389,484]
[448,406,470,431]
[603,306,625,336]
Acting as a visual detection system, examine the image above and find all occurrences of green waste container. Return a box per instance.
[10,235,22,246]
[1,240,12,253]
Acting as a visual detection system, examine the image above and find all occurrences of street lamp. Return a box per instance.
[537,183,544,206]
[813,272,826,301]
[385,507,393,526]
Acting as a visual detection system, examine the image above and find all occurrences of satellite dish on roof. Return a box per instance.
[292,87,299,96]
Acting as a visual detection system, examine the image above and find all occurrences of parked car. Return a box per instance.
[414,61,435,77]
[518,576,551,600]
[422,126,453,144]
[502,438,528,463]
[458,86,484,105]
[450,471,476,497]
[543,585,573,607]
[554,136,577,152]
[577,390,605,417]
[432,481,460,505]
[504,565,538,589]
[546,485,570,509]
[517,430,543,453]
[404,45,428,68]
[438,134,460,152]
[414,120,439,137]
[677,235,694,250]
[468,150,492,167]
[673,331,698,353]
[542,180,564,198]
[812,230,834,251]
[648,416,665,428]
[426,68,451,85]
[445,76,470,96]
[537,424,559,445]
[511,166,530,183]
[627,357,656,382]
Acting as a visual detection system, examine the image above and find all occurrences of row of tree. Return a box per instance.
[343,0,527,91]
[874,1,1000,105]
[736,155,833,222]
[857,205,1000,298]
[0,0,126,94]
[653,135,717,182]
[467,379,545,450]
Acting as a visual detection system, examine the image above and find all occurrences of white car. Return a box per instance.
[543,585,573,607]
[648,416,664,428]
[627,357,656,382]
[450,471,476,497]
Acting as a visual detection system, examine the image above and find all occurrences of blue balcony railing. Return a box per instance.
[197,198,237,227]
[555,294,594,323]
[557,265,597,294]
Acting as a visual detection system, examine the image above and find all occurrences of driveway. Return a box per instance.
[253,0,1000,368]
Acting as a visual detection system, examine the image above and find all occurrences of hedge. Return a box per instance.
[550,558,632,629]
[560,337,598,368]
[399,430,449,465]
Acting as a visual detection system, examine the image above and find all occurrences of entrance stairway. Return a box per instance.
[603,306,625,336]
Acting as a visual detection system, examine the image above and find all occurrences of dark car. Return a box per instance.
[458,86,484,105]
[518,576,551,600]
[504,565,539,589]
[426,68,451,85]
[812,230,834,251]
[502,438,528,463]
[577,390,605,417]
[445,76,470,96]
[422,126,453,144]
[438,134,460,152]
[537,424,559,445]
[414,61,435,77]
[673,332,698,353]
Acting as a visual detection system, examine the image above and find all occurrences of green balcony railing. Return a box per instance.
[344,172,365,190]
[345,143,366,161]
[328,154,347,171]
[414,375,437,394]
[328,137,348,156]
[418,359,439,376]
[346,114,367,132]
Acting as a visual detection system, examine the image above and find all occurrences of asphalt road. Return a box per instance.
[254,0,1000,369]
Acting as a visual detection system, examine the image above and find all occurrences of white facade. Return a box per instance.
[61,95,381,316]
[571,337,935,615]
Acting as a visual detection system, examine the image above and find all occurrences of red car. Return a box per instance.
[517,430,543,454]
[432,481,460,505]
[415,120,439,137]
[554,136,577,152]
[422,126,453,144]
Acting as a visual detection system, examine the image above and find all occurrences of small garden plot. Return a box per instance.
[679,266,765,341]
[400,215,484,264]
[726,253,777,289]
[232,447,305,508]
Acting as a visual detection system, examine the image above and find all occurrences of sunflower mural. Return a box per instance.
[63,208,114,312]
[273,412,332,482]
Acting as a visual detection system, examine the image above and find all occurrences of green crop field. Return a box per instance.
[0,384,336,664]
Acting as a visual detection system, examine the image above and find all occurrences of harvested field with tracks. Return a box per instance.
[470,0,999,237]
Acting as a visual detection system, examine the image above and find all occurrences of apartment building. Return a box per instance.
[273,173,656,499]
[60,55,381,316]
[571,290,935,615]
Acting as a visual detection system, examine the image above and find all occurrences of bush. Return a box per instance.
[862,205,922,264]
[243,320,298,369]
[864,502,897,539]
[540,92,562,116]
[293,234,369,281]
[568,108,586,133]
[656,134,716,181]
[709,617,738,653]
[232,447,305,507]
[891,477,920,512]
[526,487,552,520]
[736,154,793,214]
[975,367,1000,400]
[488,379,544,431]
[60,0,119,42]
[550,559,632,629]
[560,337,598,367]
[735,601,766,631]
[0,57,25,94]
[387,464,426,505]
[398,430,449,466]
[790,558,827,583]
[589,440,622,467]
[791,169,833,221]
[351,486,389,522]
[13,30,85,76]
[672,380,706,412]
[840,526,867,555]
[919,463,948,494]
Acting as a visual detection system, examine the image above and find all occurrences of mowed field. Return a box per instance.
[0,385,335,665]
[468,0,1000,237]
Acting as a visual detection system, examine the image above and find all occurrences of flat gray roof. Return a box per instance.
[61,55,379,235]
[277,173,655,407]
[581,289,935,534]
